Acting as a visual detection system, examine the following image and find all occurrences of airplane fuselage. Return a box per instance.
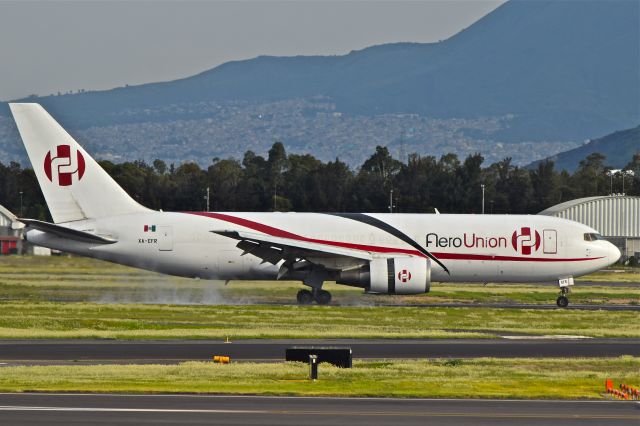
[27,211,618,284]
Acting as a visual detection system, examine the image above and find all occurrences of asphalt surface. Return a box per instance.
[0,338,638,364]
[369,303,640,310]
[0,394,637,426]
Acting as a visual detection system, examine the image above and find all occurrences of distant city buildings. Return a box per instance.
[0,99,580,168]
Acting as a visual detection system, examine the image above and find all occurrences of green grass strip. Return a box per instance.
[0,302,638,339]
[0,357,637,399]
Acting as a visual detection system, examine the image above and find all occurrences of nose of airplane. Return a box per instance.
[608,243,621,264]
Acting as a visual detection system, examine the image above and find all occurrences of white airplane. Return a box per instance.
[9,103,621,307]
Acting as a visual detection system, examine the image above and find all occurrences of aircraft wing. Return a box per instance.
[212,230,405,271]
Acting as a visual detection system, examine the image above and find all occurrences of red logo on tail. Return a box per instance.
[511,227,541,255]
[44,145,85,186]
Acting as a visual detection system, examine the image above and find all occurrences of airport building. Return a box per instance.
[0,204,23,255]
[539,195,640,261]
[0,204,50,256]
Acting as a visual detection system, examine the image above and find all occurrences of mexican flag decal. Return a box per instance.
[143,225,156,232]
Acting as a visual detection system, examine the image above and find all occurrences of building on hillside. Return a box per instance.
[539,195,640,261]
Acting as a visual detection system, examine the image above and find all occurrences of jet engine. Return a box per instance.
[337,257,430,294]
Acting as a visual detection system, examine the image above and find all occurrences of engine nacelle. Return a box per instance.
[337,257,430,294]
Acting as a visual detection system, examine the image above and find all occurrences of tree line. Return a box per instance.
[1,142,639,221]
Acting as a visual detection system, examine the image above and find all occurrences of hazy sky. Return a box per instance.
[0,0,504,101]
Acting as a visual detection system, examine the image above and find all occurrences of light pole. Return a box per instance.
[388,189,394,213]
[481,184,485,214]
[19,191,23,217]
[204,187,210,212]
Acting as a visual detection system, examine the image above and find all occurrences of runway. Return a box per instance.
[368,303,640,310]
[0,393,637,426]
[0,338,638,364]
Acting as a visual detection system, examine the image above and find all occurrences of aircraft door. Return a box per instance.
[158,226,173,251]
[543,229,557,254]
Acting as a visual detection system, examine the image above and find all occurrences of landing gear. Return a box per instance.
[556,286,570,308]
[314,289,332,305]
[296,288,332,305]
[296,289,313,305]
[555,277,573,308]
[556,295,569,308]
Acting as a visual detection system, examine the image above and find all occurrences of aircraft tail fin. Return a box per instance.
[9,103,148,223]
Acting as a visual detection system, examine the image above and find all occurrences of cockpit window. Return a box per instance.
[584,233,603,241]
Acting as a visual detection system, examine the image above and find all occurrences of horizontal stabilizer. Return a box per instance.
[19,218,117,244]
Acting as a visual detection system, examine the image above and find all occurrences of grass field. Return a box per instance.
[1,256,639,306]
[0,301,638,339]
[0,357,637,399]
[0,256,638,339]
[0,257,638,400]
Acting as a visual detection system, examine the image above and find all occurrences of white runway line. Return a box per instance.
[501,335,592,340]
[0,406,268,414]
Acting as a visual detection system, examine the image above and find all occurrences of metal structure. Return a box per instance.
[0,204,50,255]
[539,195,640,260]
[0,204,23,255]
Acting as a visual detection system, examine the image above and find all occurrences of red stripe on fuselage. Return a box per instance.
[186,212,603,263]
[432,252,604,262]
[188,212,418,256]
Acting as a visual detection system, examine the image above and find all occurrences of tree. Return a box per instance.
[267,142,290,211]
[352,146,402,211]
[207,158,244,210]
[530,160,561,212]
[572,153,607,196]
[458,153,484,213]
[624,153,640,196]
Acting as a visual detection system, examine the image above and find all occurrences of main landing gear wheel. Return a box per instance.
[296,289,313,305]
[314,289,332,305]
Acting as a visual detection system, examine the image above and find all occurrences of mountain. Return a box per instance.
[0,0,638,167]
[529,125,640,172]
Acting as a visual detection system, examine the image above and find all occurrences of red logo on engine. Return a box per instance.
[511,227,541,255]
[44,145,85,186]
[398,269,412,283]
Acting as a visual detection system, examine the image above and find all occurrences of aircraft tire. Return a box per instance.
[314,290,332,305]
[297,289,314,305]
[556,295,569,308]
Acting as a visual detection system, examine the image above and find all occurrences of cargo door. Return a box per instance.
[158,226,173,251]
[543,229,557,254]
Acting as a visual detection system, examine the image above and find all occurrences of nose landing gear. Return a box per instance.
[556,277,573,308]
[296,288,332,305]
[556,289,569,308]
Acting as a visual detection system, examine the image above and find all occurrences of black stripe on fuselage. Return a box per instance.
[326,213,450,275]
